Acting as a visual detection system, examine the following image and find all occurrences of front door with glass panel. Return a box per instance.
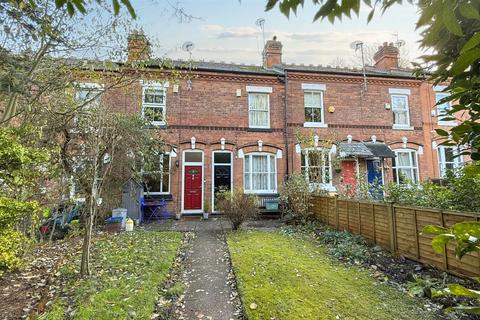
[183,151,203,212]
[213,152,232,211]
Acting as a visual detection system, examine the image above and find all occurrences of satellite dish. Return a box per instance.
[395,39,406,47]
[350,40,363,51]
[182,41,195,53]
[255,18,265,28]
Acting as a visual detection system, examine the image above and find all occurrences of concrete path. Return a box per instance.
[171,218,241,320]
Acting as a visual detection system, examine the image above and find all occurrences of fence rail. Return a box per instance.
[311,196,480,278]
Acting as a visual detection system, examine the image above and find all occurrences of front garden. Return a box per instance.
[227,229,436,320]
[39,230,182,319]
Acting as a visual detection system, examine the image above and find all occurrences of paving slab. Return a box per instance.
[173,218,241,320]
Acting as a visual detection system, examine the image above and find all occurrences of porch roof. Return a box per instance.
[338,142,374,158]
[364,142,396,158]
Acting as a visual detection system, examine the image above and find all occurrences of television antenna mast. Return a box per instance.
[255,18,266,64]
[350,40,367,92]
[182,41,195,90]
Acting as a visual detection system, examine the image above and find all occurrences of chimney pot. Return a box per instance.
[263,36,282,69]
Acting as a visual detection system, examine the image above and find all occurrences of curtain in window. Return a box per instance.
[304,92,323,123]
[393,151,418,184]
[249,94,269,127]
[244,154,276,192]
[392,96,408,125]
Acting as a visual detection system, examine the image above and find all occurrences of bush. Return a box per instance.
[217,190,258,230]
[279,173,312,221]
[320,229,370,262]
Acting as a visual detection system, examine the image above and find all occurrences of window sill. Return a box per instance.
[247,127,273,133]
[244,190,278,195]
[392,125,414,131]
[304,122,328,128]
[438,121,457,127]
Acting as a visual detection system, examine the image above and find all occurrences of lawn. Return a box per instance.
[40,230,182,320]
[227,230,434,320]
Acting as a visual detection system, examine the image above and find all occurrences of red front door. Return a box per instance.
[184,165,202,210]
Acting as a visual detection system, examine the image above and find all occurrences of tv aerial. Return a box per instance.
[182,41,195,90]
[255,18,266,64]
[182,41,195,60]
[350,40,367,92]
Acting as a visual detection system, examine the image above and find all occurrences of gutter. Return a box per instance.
[283,70,290,178]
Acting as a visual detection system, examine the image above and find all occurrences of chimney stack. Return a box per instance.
[263,36,282,68]
[127,31,151,62]
[373,42,399,70]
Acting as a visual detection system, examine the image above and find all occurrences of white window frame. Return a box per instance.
[211,150,234,212]
[243,152,277,194]
[142,83,167,126]
[437,146,463,178]
[391,94,412,129]
[303,89,327,128]
[247,93,270,129]
[435,92,456,127]
[142,153,171,195]
[301,148,334,191]
[392,149,420,185]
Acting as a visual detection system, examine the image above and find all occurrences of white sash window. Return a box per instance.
[244,153,276,193]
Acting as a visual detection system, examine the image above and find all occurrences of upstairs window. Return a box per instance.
[304,91,324,124]
[75,83,103,108]
[301,148,332,186]
[391,95,410,127]
[435,92,455,126]
[244,153,276,193]
[392,149,419,184]
[248,93,270,128]
[142,85,166,125]
[143,153,170,194]
[438,146,463,177]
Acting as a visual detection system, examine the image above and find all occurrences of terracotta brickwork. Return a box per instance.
[89,35,458,215]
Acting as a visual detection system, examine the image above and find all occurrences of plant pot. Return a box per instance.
[203,212,209,220]
[175,213,181,220]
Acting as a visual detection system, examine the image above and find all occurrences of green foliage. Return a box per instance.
[66,220,83,238]
[407,275,440,298]
[423,221,480,314]
[384,162,480,212]
[7,0,136,18]
[217,190,259,230]
[227,230,434,319]
[0,197,39,270]
[320,229,370,262]
[266,0,480,159]
[279,173,312,220]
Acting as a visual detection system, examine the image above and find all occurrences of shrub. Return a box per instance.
[320,229,369,262]
[279,173,312,221]
[217,190,258,230]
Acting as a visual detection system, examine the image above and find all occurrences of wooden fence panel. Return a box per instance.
[310,195,480,278]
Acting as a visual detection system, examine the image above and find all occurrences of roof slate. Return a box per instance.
[364,142,396,158]
[338,142,375,158]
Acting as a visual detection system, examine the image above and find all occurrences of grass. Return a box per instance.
[40,230,182,320]
[227,230,434,320]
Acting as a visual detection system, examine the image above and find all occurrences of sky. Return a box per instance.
[131,0,424,67]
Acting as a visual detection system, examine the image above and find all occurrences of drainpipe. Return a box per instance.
[283,70,290,179]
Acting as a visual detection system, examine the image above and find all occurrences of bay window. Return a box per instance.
[438,146,463,177]
[143,153,170,194]
[392,150,419,184]
[244,153,276,193]
[301,148,332,187]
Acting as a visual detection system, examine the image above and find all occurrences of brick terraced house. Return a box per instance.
[77,33,465,220]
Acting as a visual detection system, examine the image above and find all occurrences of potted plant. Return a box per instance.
[203,199,210,220]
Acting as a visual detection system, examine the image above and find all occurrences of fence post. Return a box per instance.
[387,202,396,253]
[357,201,361,235]
[335,195,339,229]
[413,209,420,260]
[440,210,448,271]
